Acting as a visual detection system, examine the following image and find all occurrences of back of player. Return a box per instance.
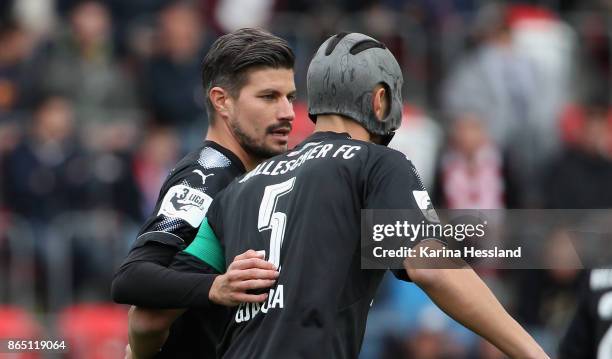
[189,32,547,359]
[559,268,612,359]
[208,132,429,358]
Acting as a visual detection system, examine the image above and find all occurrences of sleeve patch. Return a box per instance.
[184,218,226,273]
[412,190,440,223]
[158,185,214,227]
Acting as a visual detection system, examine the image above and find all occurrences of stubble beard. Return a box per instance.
[229,119,284,161]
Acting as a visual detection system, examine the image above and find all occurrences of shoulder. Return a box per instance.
[164,145,242,192]
[363,143,417,170]
[153,145,242,227]
[364,144,425,193]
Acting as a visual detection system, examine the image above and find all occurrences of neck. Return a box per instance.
[205,118,260,171]
[314,115,372,142]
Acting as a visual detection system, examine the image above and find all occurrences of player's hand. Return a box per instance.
[209,249,279,306]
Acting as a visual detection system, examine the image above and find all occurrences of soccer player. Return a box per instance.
[559,268,612,358]
[111,28,296,358]
[183,32,548,358]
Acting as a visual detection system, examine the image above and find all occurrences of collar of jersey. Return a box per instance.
[305,131,352,142]
[202,140,247,173]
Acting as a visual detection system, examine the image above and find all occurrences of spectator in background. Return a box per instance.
[389,105,442,190]
[42,2,142,220]
[140,1,209,151]
[215,0,274,33]
[380,306,465,359]
[1,94,142,223]
[360,3,402,59]
[442,4,536,149]
[433,112,518,209]
[132,126,180,217]
[0,20,41,122]
[0,20,39,198]
[42,0,140,151]
[570,4,610,95]
[2,96,85,221]
[102,0,169,57]
[12,0,56,41]
[431,112,513,287]
[84,144,142,222]
[442,3,572,206]
[544,98,612,209]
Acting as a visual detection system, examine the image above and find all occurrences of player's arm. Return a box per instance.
[126,218,278,359]
[126,247,276,359]
[174,218,279,306]
[127,306,181,359]
[112,167,224,308]
[112,168,277,308]
[111,241,220,308]
[111,231,275,308]
[112,237,215,359]
[403,241,548,359]
[122,247,276,359]
[114,240,199,359]
[365,151,547,358]
[112,242,218,359]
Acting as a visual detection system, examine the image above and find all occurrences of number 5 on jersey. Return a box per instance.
[257,177,296,270]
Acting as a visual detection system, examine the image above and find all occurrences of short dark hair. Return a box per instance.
[201,28,294,121]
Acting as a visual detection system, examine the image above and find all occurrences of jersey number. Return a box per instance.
[598,291,612,359]
[257,177,296,270]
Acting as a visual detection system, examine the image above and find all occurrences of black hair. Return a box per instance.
[201,28,294,121]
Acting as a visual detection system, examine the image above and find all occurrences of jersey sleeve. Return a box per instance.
[364,148,444,281]
[132,165,235,250]
[112,194,228,309]
[111,242,219,308]
[164,198,226,288]
[364,149,432,211]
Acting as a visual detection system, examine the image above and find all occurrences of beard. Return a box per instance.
[229,119,289,160]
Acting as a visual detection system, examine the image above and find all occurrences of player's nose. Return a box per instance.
[277,96,295,122]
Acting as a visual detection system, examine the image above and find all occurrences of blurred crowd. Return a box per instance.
[0,0,611,358]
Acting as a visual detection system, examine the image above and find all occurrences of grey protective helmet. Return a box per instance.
[307,32,403,145]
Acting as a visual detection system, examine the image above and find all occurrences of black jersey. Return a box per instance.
[135,141,245,250]
[202,131,438,358]
[119,141,245,359]
[559,268,612,359]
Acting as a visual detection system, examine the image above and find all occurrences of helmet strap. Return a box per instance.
[379,132,395,146]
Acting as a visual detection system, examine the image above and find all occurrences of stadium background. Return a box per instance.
[0,0,610,357]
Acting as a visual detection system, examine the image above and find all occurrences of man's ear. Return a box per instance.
[372,84,390,121]
[209,86,232,118]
